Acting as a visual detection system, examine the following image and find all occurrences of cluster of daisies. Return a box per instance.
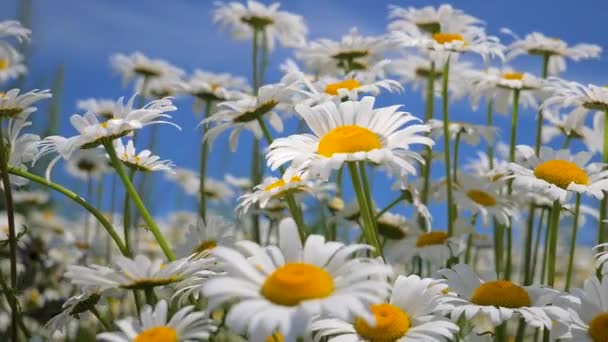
[2,1,608,341]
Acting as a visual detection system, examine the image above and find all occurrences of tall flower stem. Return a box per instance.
[375,192,407,219]
[565,194,581,291]
[420,61,436,206]
[440,57,455,236]
[530,208,546,283]
[505,89,521,281]
[547,200,561,287]
[347,162,382,256]
[199,99,213,222]
[0,268,30,339]
[534,54,550,156]
[250,26,262,244]
[522,205,536,285]
[103,141,175,260]
[123,168,136,255]
[8,167,129,256]
[486,99,494,169]
[0,124,19,342]
[452,130,463,183]
[599,109,608,277]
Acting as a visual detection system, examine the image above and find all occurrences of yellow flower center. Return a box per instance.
[134,326,178,342]
[325,79,361,95]
[0,59,9,70]
[264,176,301,192]
[433,33,466,45]
[354,303,411,341]
[466,190,497,207]
[589,312,608,342]
[266,333,284,342]
[193,240,217,254]
[415,231,448,247]
[261,263,334,306]
[318,125,381,157]
[502,72,524,81]
[470,280,531,308]
[533,160,589,189]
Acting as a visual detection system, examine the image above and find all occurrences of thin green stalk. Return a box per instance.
[144,288,157,306]
[522,205,536,285]
[487,99,495,169]
[199,100,213,222]
[464,233,473,264]
[440,56,455,236]
[494,220,504,279]
[132,291,142,317]
[348,162,382,256]
[251,138,262,244]
[420,61,436,205]
[252,28,260,93]
[90,306,111,330]
[504,89,521,281]
[540,207,552,283]
[103,142,175,260]
[375,193,406,219]
[534,54,550,156]
[565,194,581,291]
[123,169,135,255]
[530,208,546,283]
[8,167,129,256]
[0,267,30,338]
[453,130,463,183]
[599,109,608,277]
[358,162,377,230]
[0,124,19,342]
[505,224,513,281]
[547,200,561,287]
[495,322,507,342]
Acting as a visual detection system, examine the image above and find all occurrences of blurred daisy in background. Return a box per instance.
[64,148,110,180]
[176,215,236,258]
[112,139,174,173]
[388,4,481,36]
[110,51,185,86]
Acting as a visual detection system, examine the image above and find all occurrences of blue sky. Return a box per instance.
[1,0,607,242]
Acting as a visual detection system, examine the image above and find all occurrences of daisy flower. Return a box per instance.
[388,4,482,36]
[267,96,434,181]
[395,222,468,268]
[167,168,235,201]
[110,51,184,86]
[36,95,177,176]
[176,215,236,258]
[502,29,601,76]
[296,27,393,75]
[76,98,127,120]
[392,25,504,63]
[593,243,608,274]
[296,60,402,105]
[225,173,253,191]
[542,107,586,144]
[0,211,24,240]
[549,276,608,341]
[5,118,41,186]
[12,189,49,206]
[464,147,510,181]
[452,173,518,226]
[97,300,216,342]
[543,77,608,127]
[143,74,187,99]
[65,254,214,290]
[312,274,459,342]
[0,88,52,120]
[0,20,31,42]
[582,112,606,156]
[45,287,103,335]
[428,119,496,147]
[508,145,608,202]
[0,45,26,83]
[463,66,543,115]
[65,148,110,180]
[214,0,307,50]
[438,263,570,331]
[112,139,174,173]
[186,69,249,103]
[203,78,300,151]
[203,218,392,341]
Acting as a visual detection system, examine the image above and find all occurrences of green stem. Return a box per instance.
[487,99,494,169]
[375,193,406,219]
[495,322,507,342]
[0,124,19,342]
[9,167,129,256]
[540,206,552,283]
[453,130,463,183]
[599,109,608,278]
[251,138,262,244]
[547,200,561,287]
[348,162,382,256]
[564,194,581,291]
[0,267,30,338]
[358,162,377,229]
[522,205,536,285]
[123,169,135,255]
[144,288,157,306]
[534,54,550,156]
[103,142,175,260]
[90,306,111,330]
[441,56,455,236]
[421,61,436,205]
[494,220,504,279]
[530,208,546,283]
[199,100,213,222]
[504,89,520,281]
[252,28,260,93]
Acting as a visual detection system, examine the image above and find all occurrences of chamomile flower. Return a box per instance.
[452,174,518,226]
[542,107,586,144]
[543,77,608,126]
[267,96,434,181]
[225,173,253,191]
[203,218,392,342]
[396,223,468,268]
[237,170,308,215]
[312,274,459,342]
[0,211,25,240]
[582,111,606,156]
[214,0,307,50]
[593,243,608,273]
[545,276,608,341]
[65,148,110,180]
[0,20,31,42]
[12,189,49,206]
[110,51,185,86]
[37,95,177,176]
[392,25,504,63]
[296,60,402,105]
[112,139,174,173]
[76,98,127,120]
[508,145,608,202]
[428,119,496,147]
[65,254,213,290]
[0,45,26,83]
[97,300,216,342]
[0,88,51,120]
[438,263,569,330]
[388,4,482,36]
[5,118,41,186]
[464,148,510,181]
[176,215,236,258]
[502,29,601,76]
[187,69,249,103]
[45,287,103,335]
[203,79,299,151]
[464,67,543,115]
[296,27,393,75]
[143,75,188,99]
